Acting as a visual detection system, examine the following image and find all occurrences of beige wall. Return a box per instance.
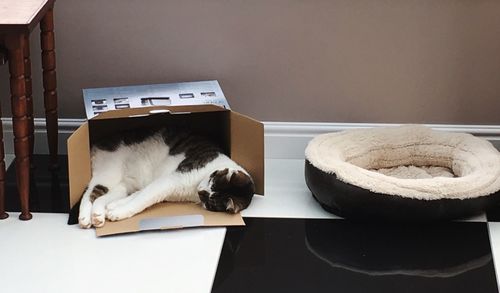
[1,0,499,124]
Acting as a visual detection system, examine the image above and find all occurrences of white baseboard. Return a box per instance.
[0,118,85,156]
[1,118,499,159]
[265,122,500,159]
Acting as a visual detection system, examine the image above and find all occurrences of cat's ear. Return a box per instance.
[215,168,229,178]
[230,171,252,187]
[226,198,241,214]
[211,168,229,186]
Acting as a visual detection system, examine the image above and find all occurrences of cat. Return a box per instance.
[78,127,255,229]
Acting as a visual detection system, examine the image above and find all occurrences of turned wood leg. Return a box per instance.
[6,34,32,221]
[23,34,35,167]
[41,8,59,170]
[0,48,8,220]
[0,114,8,220]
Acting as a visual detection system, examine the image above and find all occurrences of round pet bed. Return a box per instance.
[305,125,500,220]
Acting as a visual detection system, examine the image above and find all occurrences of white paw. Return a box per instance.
[79,201,93,229]
[106,206,135,221]
[91,212,105,228]
[79,216,92,229]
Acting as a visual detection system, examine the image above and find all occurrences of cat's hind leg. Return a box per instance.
[80,149,125,228]
[91,184,128,227]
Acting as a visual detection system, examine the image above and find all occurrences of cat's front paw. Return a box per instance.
[79,216,92,229]
[79,202,93,229]
[91,212,105,228]
[106,206,135,222]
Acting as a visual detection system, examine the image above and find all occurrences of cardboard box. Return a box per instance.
[67,104,264,236]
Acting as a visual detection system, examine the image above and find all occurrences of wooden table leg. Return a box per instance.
[41,8,58,170]
[0,117,7,220]
[0,47,8,220]
[23,34,35,167]
[6,34,32,221]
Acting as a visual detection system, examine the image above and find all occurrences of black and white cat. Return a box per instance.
[78,127,255,229]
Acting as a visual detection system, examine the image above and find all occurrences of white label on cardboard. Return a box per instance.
[139,215,204,231]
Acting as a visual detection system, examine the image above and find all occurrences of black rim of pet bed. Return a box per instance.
[305,160,500,221]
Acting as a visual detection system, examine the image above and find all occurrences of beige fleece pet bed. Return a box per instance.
[304,125,500,220]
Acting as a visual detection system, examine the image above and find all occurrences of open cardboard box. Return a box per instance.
[67,104,264,236]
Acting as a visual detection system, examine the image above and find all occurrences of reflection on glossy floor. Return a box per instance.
[213,218,498,293]
[4,155,69,214]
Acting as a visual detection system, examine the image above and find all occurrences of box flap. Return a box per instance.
[230,112,264,195]
[67,122,91,209]
[83,80,230,119]
[95,202,244,237]
[91,104,227,120]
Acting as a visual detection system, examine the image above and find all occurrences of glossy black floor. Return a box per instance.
[3,155,500,292]
[4,155,69,214]
[213,218,498,293]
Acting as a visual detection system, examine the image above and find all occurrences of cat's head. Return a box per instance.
[197,168,255,214]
